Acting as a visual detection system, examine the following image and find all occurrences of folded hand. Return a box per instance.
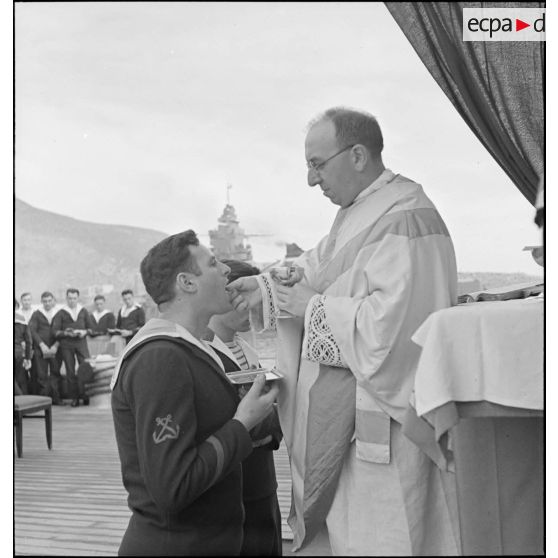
[275,283,317,318]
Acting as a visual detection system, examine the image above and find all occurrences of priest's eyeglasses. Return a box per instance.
[306,144,355,173]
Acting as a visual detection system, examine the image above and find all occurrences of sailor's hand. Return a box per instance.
[237,385,250,399]
[23,359,32,371]
[120,329,133,338]
[227,276,262,311]
[275,283,317,318]
[233,374,279,431]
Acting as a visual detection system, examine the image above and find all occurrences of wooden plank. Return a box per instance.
[16,506,128,517]
[16,544,116,557]
[16,531,124,544]
[15,524,126,537]
[15,517,95,528]
[15,510,127,525]
[16,539,118,556]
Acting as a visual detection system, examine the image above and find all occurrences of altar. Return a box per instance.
[404,297,544,555]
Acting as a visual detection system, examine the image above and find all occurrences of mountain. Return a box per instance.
[15,198,166,302]
[457,271,543,290]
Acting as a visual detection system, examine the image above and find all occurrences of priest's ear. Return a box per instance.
[351,144,368,172]
[176,272,198,295]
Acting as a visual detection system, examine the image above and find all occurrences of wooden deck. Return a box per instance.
[14,399,295,556]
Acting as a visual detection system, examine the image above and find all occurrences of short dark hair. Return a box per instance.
[14,299,20,309]
[221,259,260,284]
[20,292,31,300]
[94,295,105,302]
[140,230,201,305]
[309,106,384,158]
[121,289,133,297]
[41,291,54,300]
[66,288,80,297]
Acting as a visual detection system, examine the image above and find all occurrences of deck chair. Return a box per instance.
[14,395,53,458]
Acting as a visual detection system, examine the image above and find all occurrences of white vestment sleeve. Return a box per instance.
[249,236,329,333]
[303,233,414,384]
[293,235,329,287]
[250,273,279,332]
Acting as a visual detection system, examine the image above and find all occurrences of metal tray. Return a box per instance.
[227,369,284,385]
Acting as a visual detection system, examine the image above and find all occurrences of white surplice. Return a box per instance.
[253,170,460,555]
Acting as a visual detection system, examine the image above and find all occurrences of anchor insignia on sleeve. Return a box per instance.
[153,414,180,444]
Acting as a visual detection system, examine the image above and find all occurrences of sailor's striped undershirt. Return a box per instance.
[225,337,250,370]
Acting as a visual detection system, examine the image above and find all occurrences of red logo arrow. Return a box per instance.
[516,19,530,31]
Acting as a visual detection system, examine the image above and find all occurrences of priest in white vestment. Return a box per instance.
[229,107,460,556]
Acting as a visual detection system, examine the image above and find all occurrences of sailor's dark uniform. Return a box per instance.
[111,332,253,556]
[14,313,32,394]
[28,309,62,400]
[52,307,93,399]
[116,306,146,345]
[89,312,116,336]
[211,347,283,556]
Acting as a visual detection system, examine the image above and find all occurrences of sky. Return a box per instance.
[14,1,543,274]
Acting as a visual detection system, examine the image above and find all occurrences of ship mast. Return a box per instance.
[209,183,253,262]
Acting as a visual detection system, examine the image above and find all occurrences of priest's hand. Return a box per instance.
[227,276,262,311]
[275,283,317,318]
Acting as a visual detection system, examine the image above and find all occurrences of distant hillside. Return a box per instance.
[458,271,543,290]
[15,199,166,301]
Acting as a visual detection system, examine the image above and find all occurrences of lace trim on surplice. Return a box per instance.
[252,273,278,332]
[302,294,346,367]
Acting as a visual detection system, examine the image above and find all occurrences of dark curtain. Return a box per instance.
[384,2,544,206]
